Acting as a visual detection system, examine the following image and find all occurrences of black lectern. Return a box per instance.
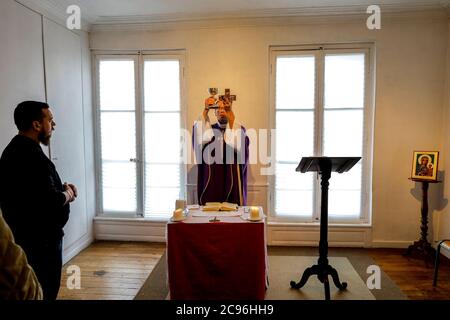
[290,156,361,300]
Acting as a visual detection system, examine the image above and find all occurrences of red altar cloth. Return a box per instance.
[167,214,267,300]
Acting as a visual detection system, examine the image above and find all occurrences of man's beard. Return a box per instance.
[38,131,51,146]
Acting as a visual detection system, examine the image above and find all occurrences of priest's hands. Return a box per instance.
[203,96,235,127]
[205,97,216,109]
[203,97,224,119]
[203,97,213,119]
[227,109,235,129]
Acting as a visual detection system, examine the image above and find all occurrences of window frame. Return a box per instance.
[93,50,186,219]
[268,43,375,225]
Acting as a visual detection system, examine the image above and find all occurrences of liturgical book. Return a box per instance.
[202,202,238,211]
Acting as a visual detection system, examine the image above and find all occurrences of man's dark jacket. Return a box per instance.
[0,135,70,247]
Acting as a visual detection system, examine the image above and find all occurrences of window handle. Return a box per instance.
[130,158,142,163]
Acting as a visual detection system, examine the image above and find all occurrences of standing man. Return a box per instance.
[0,101,77,300]
[192,92,250,205]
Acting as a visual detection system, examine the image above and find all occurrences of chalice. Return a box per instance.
[207,87,219,109]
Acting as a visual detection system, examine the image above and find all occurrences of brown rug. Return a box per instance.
[266,256,375,300]
[135,247,406,300]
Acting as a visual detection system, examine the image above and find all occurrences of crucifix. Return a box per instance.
[207,88,237,109]
[219,88,237,111]
[219,88,237,103]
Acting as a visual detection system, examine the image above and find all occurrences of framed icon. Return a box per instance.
[411,151,439,181]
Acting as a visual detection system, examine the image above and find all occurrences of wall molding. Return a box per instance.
[90,6,448,32]
[14,0,449,33]
[94,3,445,24]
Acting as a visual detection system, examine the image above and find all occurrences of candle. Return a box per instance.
[172,208,184,221]
[250,206,260,220]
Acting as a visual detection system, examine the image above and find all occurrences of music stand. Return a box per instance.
[290,156,361,300]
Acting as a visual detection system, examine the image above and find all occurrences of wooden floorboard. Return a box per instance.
[368,248,450,300]
[58,241,165,300]
[57,241,450,300]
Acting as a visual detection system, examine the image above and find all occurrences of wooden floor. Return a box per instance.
[368,248,450,300]
[58,241,165,300]
[57,241,450,300]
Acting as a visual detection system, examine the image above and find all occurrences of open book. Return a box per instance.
[202,202,238,211]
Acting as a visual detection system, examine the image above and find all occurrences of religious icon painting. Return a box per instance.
[411,151,439,181]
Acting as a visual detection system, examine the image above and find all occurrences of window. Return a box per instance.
[270,45,374,223]
[95,52,185,219]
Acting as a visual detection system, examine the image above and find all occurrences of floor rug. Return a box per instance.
[135,247,406,300]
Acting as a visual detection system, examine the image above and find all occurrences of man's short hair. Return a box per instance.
[14,101,49,131]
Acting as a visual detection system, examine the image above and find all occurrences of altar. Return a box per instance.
[166,206,267,300]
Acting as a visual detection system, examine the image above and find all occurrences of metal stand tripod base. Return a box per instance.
[290,263,348,300]
[291,157,358,300]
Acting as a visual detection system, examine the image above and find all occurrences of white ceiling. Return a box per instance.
[36,0,450,25]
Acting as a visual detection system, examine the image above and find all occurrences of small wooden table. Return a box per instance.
[405,178,440,266]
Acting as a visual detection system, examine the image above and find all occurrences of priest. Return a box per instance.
[192,92,249,206]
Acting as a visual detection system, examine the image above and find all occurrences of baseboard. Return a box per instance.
[268,224,372,247]
[267,241,370,247]
[93,217,430,250]
[94,218,166,243]
[63,233,94,264]
[94,234,166,242]
[371,240,412,248]
[94,217,373,247]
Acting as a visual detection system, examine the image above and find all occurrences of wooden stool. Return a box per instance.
[433,240,450,286]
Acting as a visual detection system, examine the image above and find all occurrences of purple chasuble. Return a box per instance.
[193,122,249,206]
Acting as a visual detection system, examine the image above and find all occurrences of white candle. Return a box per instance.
[250,206,260,220]
[173,208,184,220]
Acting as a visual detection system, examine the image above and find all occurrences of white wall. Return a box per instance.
[0,0,95,261]
[91,10,449,247]
[42,17,94,262]
[439,19,450,245]
[0,0,46,151]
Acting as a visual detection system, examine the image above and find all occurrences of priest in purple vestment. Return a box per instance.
[192,95,249,206]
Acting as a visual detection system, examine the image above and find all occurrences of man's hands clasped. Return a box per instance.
[63,182,78,204]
